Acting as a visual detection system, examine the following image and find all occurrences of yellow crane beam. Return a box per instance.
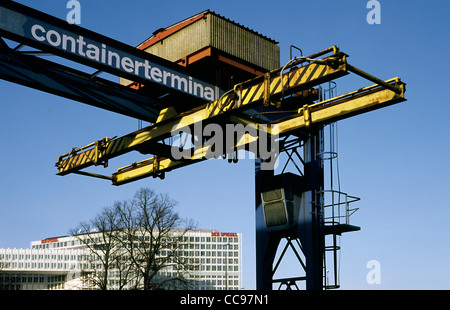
[111,78,405,185]
[56,46,347,175]
[55,46,406,185]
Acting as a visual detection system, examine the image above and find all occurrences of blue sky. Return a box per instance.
[0,0,449,290]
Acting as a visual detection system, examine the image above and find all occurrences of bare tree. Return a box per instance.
[116,188,197,290]
[70,188,197,290]
[69,205,127,290]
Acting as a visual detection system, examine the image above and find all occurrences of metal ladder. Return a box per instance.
[317,92,360,289]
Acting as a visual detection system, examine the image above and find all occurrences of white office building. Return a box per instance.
[0,230,242,290]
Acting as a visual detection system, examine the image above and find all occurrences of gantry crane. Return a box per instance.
[0,1,406,290]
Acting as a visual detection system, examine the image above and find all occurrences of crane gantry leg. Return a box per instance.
[255,128,325,290]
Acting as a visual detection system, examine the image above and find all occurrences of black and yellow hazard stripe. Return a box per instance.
[106,138,126,156]
[240,80,265,107]
[58,56,346,175]
[59,148,96,173]
[239,63,332,107]
[59,139,120,173]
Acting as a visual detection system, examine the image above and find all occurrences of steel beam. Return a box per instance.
[255,159,277,290]
[255,129,325,290]
[301,129,325,290]
[0,47,161,122]
[0,1,217,102]
[107,79,405,185]
[55,50,349,176]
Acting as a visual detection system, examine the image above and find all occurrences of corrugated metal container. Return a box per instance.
[145,17,210,64]
[209,13,280,71]
[142,11,280,71]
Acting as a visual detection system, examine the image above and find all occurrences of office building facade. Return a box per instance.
[0,230,242,290]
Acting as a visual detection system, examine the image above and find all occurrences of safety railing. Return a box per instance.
[320,189,360,227]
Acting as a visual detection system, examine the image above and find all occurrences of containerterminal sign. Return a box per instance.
[0,2,220,102]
